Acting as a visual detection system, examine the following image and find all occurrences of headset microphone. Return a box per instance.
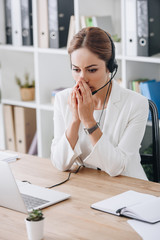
[92,81,110,95]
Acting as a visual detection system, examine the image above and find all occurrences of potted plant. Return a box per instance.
[25,209,45,240]
[15,73,35,101]
[112,34,121,55]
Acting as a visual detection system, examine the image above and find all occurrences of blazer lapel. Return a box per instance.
[103,80,122,132]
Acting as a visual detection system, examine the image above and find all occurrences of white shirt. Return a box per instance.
[51,80,149,180]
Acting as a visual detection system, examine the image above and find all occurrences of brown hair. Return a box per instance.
[68,27,112,67]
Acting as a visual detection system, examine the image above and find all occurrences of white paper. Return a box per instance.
[0,151,18,162]
[128,220,160,240]
[123,198,160,223]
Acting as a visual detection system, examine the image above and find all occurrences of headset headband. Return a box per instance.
[105,31,118,73]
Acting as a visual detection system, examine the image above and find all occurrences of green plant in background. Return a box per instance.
[26,209,44,222]
[112,34,121,42]
[15,73,35,88]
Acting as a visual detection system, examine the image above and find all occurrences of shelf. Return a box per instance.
[125,54,160,64]
[39,103,54,112]
[37,47,68,55]
[1,99,37,109]
[0,45,68,55]
[0,45,159,63]
[0,45,35,53]
[2,99,54,112]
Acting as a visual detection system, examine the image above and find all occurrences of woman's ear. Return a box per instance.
[105,62,109,73]
[105,67,109,74]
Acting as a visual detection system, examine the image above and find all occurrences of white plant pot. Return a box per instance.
[25,218,44,240]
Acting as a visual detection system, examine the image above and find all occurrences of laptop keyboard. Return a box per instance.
[21,193,49,209]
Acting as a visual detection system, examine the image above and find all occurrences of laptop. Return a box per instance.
[0,161,70,213]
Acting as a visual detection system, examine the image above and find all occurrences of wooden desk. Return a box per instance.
[0,154,160,240]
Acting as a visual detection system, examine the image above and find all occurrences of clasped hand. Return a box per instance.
[69,80,95,126]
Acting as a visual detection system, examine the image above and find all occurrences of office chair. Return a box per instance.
[141,99,160,182]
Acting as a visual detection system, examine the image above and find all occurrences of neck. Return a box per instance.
[93,81,112,110]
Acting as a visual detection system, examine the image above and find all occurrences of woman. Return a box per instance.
[51,27,149,180]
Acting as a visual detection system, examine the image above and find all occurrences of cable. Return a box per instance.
[22,180,31,184]
[21,165,84,189]
[46,165,84,189]
[97,68,117,126]
[98,80,111,126]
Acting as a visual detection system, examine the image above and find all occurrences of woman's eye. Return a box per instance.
[73,68,80,73]
[88,69,97,73]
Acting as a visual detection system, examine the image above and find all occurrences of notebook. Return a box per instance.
[91,190,160,224]
[0,161,70,213]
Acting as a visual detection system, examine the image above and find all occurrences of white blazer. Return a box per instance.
[51,80,149,180]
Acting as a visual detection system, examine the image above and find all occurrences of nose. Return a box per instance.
[79,71,88,83]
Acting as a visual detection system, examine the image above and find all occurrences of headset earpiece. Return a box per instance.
[105,31,118,73]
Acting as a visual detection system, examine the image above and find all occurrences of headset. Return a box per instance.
[92,31,118,95]
[105,31,118,74]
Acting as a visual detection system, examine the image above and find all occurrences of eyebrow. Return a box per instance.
[72,64,98,69]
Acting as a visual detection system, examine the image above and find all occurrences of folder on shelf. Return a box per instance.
[14,106,36,153]
[138,0,160,56]
[136,0,148,56]
[48,0,58,48]
[48,0,74,48]
[140,81,160,119]
[0,0,6,44]
[147,0,160,56]
[20,0,33,46]
[37,0,49,48]
[67,15,75,49]
[125,0,137,56]
[4,0,12,44]
[11,0,22,46]
[3,105,16,151]
[125,0,160,56]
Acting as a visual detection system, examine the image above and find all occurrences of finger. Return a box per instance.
[73,83,78,90]
[74,80,81,89]
[72,81,81,96]
[78,81,92,102]
[72,90,78,104]
[78,81,86,96]
[80,80,92,96]
[75,87,83,103]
